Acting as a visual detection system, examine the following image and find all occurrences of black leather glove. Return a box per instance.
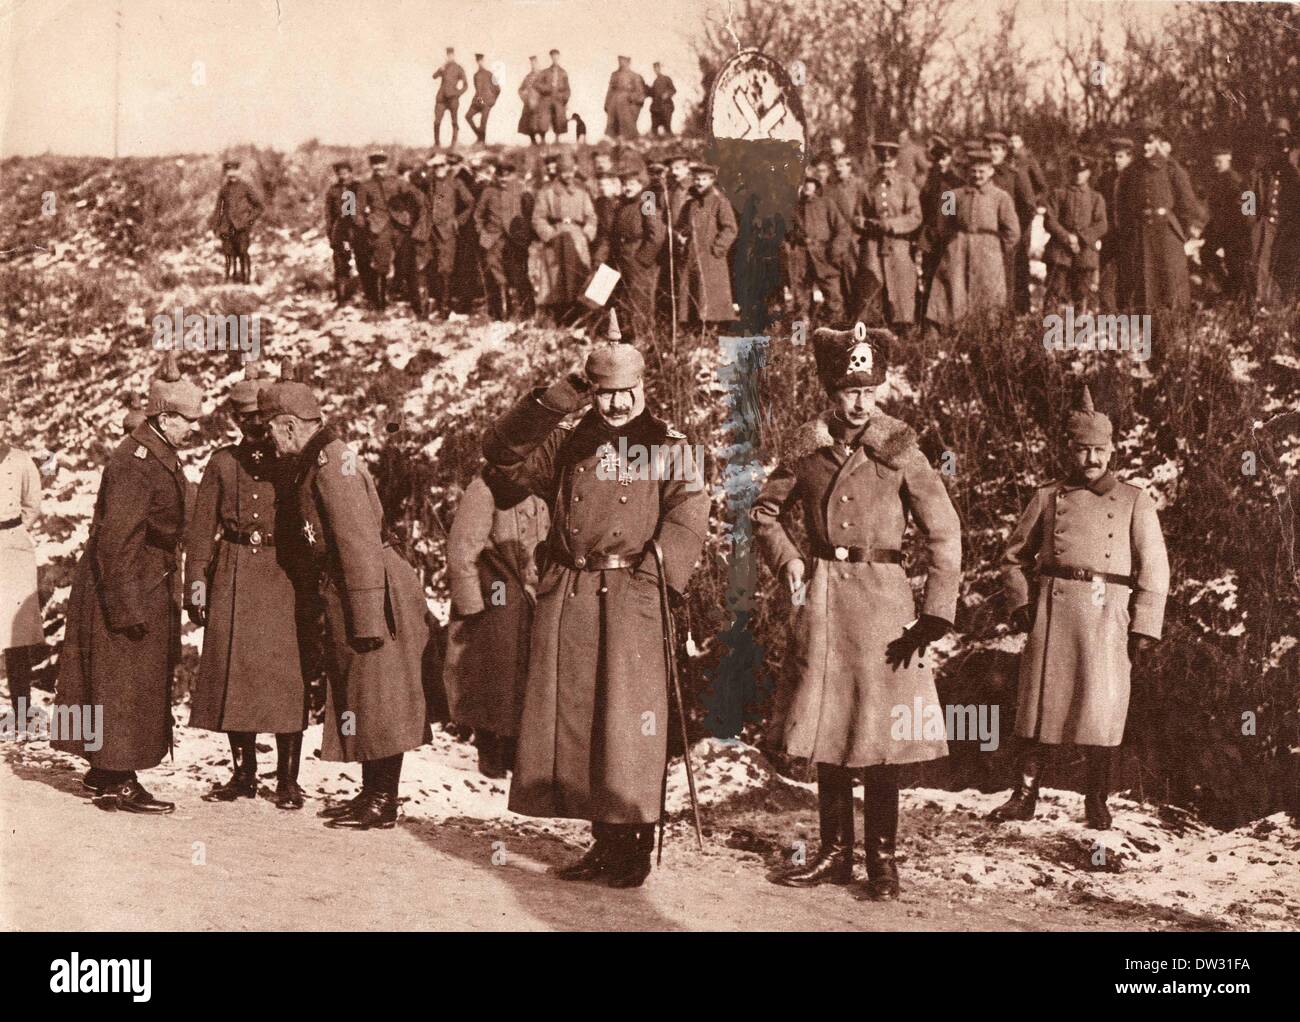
[1010,604,1033,634]
[539,372,593,415]
[187,606,206,628]
[123,622,148,641]
[350,635,384,654]
[1128,633,1155,660]
[885,615,950,670]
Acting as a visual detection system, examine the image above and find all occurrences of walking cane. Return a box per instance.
[659,179,679,351]
[649,540,704,858]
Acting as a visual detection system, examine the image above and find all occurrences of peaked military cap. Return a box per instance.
[258,359,322,420]
[145,349,204,420]
[585,343,644,390]
[1066,385,1112,445]
[228,362,271,413]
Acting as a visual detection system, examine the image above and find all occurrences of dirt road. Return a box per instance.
[0,746,1218,932]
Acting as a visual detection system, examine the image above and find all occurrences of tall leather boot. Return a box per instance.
[987,741,1044,822]
[274,732,305,810]
[605,824,655,889]
[5,647,32,734]
[476,729,505,779]
[327,754,399,829]
[555,821,617,881]
[499,736,517,773]
[375,276,388,311]
[863,764,900,900]
[1084,746,1113,830]
[203,732,258,801]
[773,764,854,886]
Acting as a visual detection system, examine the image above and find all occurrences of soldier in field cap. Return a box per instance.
[259,365,431,829]
[185,364,309,811]
[752,327,961,899]
[211,158,264,284]
[53,351,204,813]
[990,386,1169,830]
[482,343,709,887]
[1042,153,1108,310]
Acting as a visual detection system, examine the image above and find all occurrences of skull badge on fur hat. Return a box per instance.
[812,326,890,392]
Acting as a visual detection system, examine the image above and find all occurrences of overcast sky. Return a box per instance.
[0,0,1173,157]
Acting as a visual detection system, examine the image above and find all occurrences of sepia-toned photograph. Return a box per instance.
[1,0,1298,992]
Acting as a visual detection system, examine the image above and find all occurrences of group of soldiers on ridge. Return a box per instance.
[209,112,1299,339]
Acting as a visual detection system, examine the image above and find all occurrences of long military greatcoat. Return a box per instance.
[483,395,709,824]
[211,179,263,235]
[1043,183,1107,270]
[925,181,1020,326]
[53,423,188,771]
[184,441,306,734]
[443,472,550,737]
[752,411,962,767]
[610,190,667,337]
[0,446,43,651]
[1250,149,1300,306]
[1003,472,1170,746]
[856,169,923,323]
[291,428,430,762]
[604,67,647,139]
[676,185,738,323]
[530,181,597,305]
[1114,155,1203,311]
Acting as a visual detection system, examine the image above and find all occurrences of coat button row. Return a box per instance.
[619,495,628,503]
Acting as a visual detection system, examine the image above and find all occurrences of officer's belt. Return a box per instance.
[223,525,275,548]
[1040,564,1134,587]
[811,543,903,564]
[551,549,639,571]
[0,517,21,530]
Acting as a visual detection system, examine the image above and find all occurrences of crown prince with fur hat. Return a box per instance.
[751,325,961,899]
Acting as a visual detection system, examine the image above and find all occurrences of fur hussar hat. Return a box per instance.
[144,349,203,420]
[812,326,889,392]
[1066,384,1112,445]
[257,358,322,420]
